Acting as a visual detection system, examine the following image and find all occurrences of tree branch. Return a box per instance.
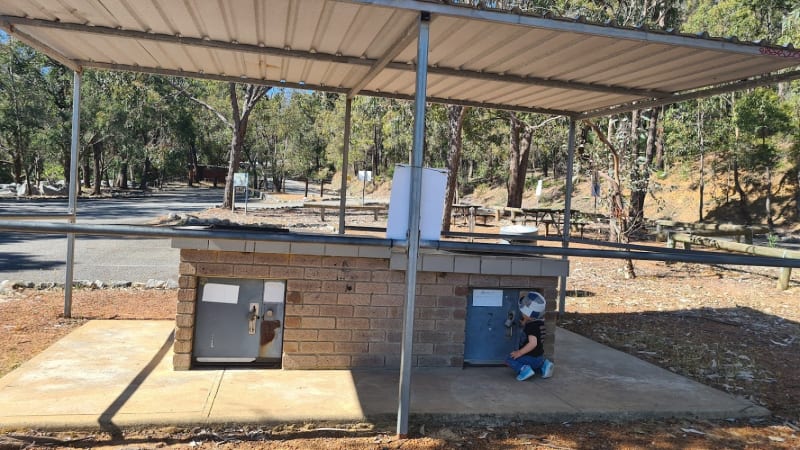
[168,79,232,129]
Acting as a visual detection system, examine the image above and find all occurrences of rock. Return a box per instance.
[74,280,93,288]
[36,282,57,290]
[146,279,167,289]
[92,280,105,289]
[111,281,132,288]
[165,279,179,289]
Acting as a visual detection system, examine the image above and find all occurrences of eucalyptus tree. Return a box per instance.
[0,38,50,190]
[172,78,269,207]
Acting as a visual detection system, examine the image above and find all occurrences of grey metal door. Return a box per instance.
[464,289,524,365]
[194,277,284,365]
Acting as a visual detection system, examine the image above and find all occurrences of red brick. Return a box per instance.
[336,270,372,282]
[437,296,466,308]
[351,329,386,342]
[290,254,322,267]
[434,343,464,355]
[284,329,318,341]
[389,271,406,283]
[284,316,301,328]
[413,343,434,354]
[416,330,450,343]
[178,262,196,275]
[418,284,453,296]
[270,266,305,278]
[303,292,338,305]
[286,304,320,316]
[454,286,469,296]
[418,308,454,320]
[178,276,197,289]
[177,288,197,302]
[196,263,233,276]
[176,314,194,328]
[321,281,353,293]
[413,295,437,308]
[414,319,436,331]
[282,341,298,353]
[371,270,393,282]
[217,251,254,264]
[370,318,401,331]
[234,265,270,278]
[253,253,289,265]
[337,293,371,305]
[173,340,192,354]
[300,341,334,353]
[320,305,354,317]
[416,272,437,284]
[468,274,502,286]
[335,342,368,353]
[337,317,370,329]
[371,294,403,307]
[173,354,191,370]
[282,354,317,369]
[353,306,388,318]
[304,268,341,280]
[302,317,335,329]
[286,291,302,304]
[437,273,468,284]
[287,279,322,292]
[355,282,388,295]
[351,354,385,367]
[175,327,194,341]
[317,355,351,368]
[369,342,401,354]
[318,329,351,341]
[435,319,465,332]
[177,301,195,315]
[181,249,217,263]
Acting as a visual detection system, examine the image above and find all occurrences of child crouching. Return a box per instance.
[505,291,554,381]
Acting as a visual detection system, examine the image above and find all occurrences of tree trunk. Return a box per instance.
[82,151,91,189]
[732,158,750,223]
[187,141,198,187]
[116,157,129,189]
[222,83,268,209]
[92,141,103,196]
[655,106,665,171]
[442,105,467,232]
[628,108,659,232]
[139,156,151,190]
[506,113,534,208]
[766,165,773,229]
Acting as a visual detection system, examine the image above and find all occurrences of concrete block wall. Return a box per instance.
[173,246,561,370]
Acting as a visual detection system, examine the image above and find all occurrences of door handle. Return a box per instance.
[248,303,260,335]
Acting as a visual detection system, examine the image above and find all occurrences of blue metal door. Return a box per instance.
[464,289,523,365]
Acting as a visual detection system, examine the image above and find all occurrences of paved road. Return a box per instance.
[0,186,224,284]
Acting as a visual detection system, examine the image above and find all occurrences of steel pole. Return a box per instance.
[558,118,577,318]
[398,11,430,439]
[65,70,81,318]
[339,98,352,234]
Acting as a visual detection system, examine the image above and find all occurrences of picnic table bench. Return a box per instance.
[304,201,387,221]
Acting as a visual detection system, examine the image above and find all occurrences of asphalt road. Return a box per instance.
[0,186,225,284]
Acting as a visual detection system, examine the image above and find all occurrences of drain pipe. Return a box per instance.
[338,98,352,234]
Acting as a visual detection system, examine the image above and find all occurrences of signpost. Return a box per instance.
[233,172,249,214]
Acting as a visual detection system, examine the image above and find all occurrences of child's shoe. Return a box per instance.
[516,365,535,381]
[541,359,554,379]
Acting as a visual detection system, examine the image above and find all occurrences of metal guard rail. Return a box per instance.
[1,220,799,269]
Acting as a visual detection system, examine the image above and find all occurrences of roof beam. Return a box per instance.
[80,60,572,117]
[353,0,787,57]
[348,19,419,98]
[3,15,665,101]
[0,16,372,68]
[0,20,81,71]
[579,68,800,118]
[414,64,670,98]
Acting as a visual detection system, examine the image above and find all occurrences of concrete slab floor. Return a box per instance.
[0,321,768,431]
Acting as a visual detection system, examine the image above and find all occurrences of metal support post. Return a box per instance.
[65,70,82,318]
[558,118,577,318]
[397,11,430,439]
[338,98,352,234]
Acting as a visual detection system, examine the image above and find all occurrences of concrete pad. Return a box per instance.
[0,321,768,431]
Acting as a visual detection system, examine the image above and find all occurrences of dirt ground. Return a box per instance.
[1,188,799,449]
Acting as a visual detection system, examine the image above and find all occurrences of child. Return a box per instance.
[505,291,554,381]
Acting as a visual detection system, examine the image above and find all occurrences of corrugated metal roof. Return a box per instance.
[1,0,798,117]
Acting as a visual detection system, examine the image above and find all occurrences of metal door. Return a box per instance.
[193,277,285,366]
[464,289,525,365]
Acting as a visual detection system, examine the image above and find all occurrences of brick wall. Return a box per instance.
[174,248,559,370]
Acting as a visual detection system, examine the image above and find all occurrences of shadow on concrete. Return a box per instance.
[561,305,800,419]
[98,330,175,437]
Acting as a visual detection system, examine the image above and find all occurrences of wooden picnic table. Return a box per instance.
[303,201,387,221]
